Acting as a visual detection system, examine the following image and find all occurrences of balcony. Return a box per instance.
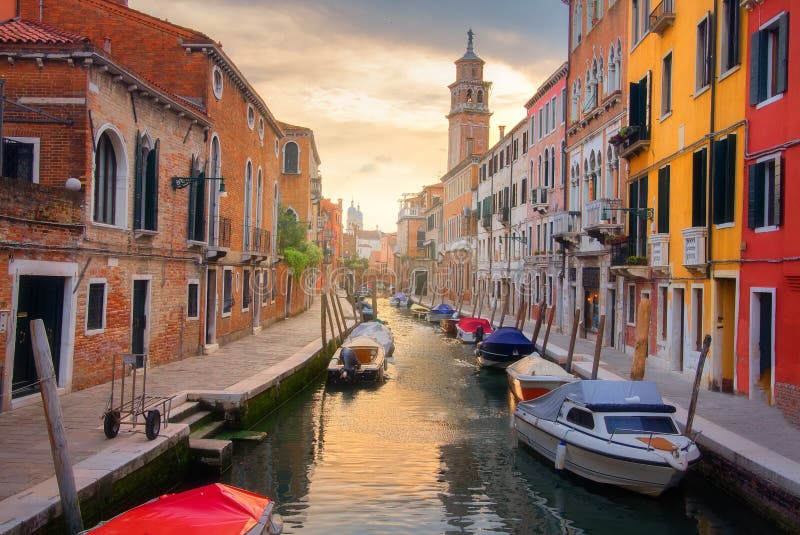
[609,241,650,281]
[531,252,551,268]
[649,233,670,277]
[531,187,548,213]
[583,198,624,239]
[553,210,581,245]
[496,206,509,225]
[398,206,421,219]
[252,227,271,257]
[310,177,322,202]
[207,217,231,260]
[682,227,708,274]
[614,125,651,160]
[481,213,492,229]
[650,0,675,35]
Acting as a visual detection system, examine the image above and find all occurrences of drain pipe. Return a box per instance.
[706,0,719,279]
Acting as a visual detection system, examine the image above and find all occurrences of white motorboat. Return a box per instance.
[389,292,409,307]
[506,354,576,402]
[327,336,386,384]
[513,380,701,496]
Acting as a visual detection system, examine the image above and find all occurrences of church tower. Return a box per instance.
[446,29,492,171]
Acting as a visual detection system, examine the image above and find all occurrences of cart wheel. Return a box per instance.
[103,411,120,439]
[145,410,161,440]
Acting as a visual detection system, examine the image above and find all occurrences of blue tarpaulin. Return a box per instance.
[430,303,455,314]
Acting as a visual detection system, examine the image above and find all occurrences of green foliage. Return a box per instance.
[277,204,306,252]
[284,248,308,273]
[625,255,648,266]
[343,255,369,272]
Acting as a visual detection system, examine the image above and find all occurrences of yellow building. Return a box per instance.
[619,0,746,391]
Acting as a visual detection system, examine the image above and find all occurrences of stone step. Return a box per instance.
[168,400,201,422]
[189,438,232,474]
[190,419,226,439]
[173,408,215,432]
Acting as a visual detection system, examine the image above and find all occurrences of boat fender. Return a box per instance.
[555,441,567,470]
[660,449,689,472]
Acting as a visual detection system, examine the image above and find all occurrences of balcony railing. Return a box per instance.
[553,210,581,240]
[650,0,675,35]
[481,213,492,229]
[649,233,669,269]
[682,227,707,270]
[187,215,206,243]
[209,217,231,249]
[252,227,271,255]
[610,241,633,267]
[398,207,420,219]
[531,187,548,208]
[583,198,623,231]
[496,206,509,225]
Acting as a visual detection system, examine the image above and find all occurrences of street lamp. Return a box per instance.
[171,175,227,197]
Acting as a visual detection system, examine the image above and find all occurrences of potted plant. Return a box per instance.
[609,125,640,146]
[625,255,648,266]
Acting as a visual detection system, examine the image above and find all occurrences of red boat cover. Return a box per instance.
[90,483,272,535]
[457,317,492,333]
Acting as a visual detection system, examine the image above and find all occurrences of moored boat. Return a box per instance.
[327,336,386,383]
[513,380,701,496]
[506,354,576,401]
[346,321,395,357]
[475,327,534,368]
[84,483,283,534]
[389,292,409,307]
[426,303,455,322]
[455,317,492,343]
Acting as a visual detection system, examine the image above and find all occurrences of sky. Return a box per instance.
[132,0,568,232]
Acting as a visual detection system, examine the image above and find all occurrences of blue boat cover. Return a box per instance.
[517,380,668,421]
[430,303,455,314]
[483,326,531,345]
[393,292,407,299]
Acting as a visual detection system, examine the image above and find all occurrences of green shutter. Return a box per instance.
[747,163,761,229]
[712,138,728,224]
[133,131,142,230]
[692,149,707,227]
[749,32,760,105]
[145,139,159,231]
[724,134,737,223]
[187,155,197,239]
[776,14,789,95]
[774,156,783,226]
[657,166,670,234]
[628,180,638,253]
[629,82,640,128]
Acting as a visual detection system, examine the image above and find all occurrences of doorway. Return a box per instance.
[716,278,736,393]
[285,273,293,318]
[206,269,217,345]
[750,290,775,404]
[608,289,616,348]
[131,279,149,355]
[670,288,685,371]
[12,276,65,398]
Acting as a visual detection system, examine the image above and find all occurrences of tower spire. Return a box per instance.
[467,28,474,54]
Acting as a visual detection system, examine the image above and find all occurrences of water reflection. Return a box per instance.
[220,300,776,534]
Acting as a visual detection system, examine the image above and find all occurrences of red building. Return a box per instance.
[319,198,343,271]
[737,0,799,424]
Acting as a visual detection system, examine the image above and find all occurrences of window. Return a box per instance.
[748,155,783,230]
[659,286,668,341]
[522,131,529,153]
[187,154,206,242]
[572,1,583,49]
[632,0,650,43]
[93,131,122,226]
[661,52,672,117]
[566,407,595,429]
[550,146,556,187]
[657,165,670,234]
[247,105,255,130]
[242,269,251,310]
[261,270,269,305]
[545,101,551,132]
[86,280,106,333]
[212,66,224,99]
[696,15,712,91]
[258,117,265,140]
[2,137,38,182]
[605,416,678,435]
[629,176,648,255]
[692,149,708,227]
[691,288,703,351]
[521,178,527,204]
[750,13,789,106]
[283,141,299,174]
[134,133,159,232]
[187,281,199,319]
[720,0,740,73]
[223,268,233,316]
[712,134,737,225]
[627,284,636,325]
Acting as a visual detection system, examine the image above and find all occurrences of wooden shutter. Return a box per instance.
[145,139,159,231]
[187,155,197,239]
[692,149,707,227]
[724,134,737,223]
[776,14,789,95]
[774,156,783,226]
[133,131,143,230]
[712,138,728,224]
[628,180,638,252]
[629,82,640,128]
[747,163,761,229]
[638,177,648,255]
[657,166,670,234]
[749,31,761,105]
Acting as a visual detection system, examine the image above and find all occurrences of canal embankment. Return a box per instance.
[0,296,354,534]
[412,295,800,532]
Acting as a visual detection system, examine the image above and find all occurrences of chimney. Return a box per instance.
[0,0,19,20]
[498,125,505,138]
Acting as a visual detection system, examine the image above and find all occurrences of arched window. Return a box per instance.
[244,160,253,250]
[607,46,617,93]
[537,154,543,186]
[256,168,263,230]
[134,132,159,231]
[477,90,483,103]
[466,89,473,103]
[285,206,299,221]
[283,141,299,174]
[573,1,583,48]
[550,146,556,187]
[543,149,549,188]
[94,132,118,224]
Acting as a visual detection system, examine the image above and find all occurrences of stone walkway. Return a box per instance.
[0,296,352,502]
[417,296,800,464]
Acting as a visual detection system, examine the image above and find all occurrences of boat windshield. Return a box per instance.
[604,416,678,435]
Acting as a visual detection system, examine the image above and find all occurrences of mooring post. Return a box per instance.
[321,293,328,345]
[475,288,484,319]
[565,308,581,374]
[329,291,344,340]
[685,335,712,437]
[30,319,84,534]
[334,291,348,330]
[630,298,651,381]
[531,300,546,346]
[591,315,606,380]
[489,296,498,327]
[371,286,378,320]
[498,292,509,328]
[541,305,555,357]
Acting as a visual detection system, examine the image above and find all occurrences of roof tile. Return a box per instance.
[0,18,88,44]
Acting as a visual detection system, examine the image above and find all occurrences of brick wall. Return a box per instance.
[776,382,800,428]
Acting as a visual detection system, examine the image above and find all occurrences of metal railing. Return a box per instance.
[553,210,581,237]
[650,0,676,34]
[584,198,622,229]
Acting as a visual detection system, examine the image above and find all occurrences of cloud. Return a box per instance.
[131,0,568,231]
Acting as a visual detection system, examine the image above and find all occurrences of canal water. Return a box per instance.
[220,300,777,534]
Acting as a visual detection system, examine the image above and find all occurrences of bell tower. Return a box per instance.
[446,29,492,172]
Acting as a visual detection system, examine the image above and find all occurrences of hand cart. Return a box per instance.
[101,353,173,440]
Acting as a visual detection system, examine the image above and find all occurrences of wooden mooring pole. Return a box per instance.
[489,295,498,327]
[321,293,328,345]
[30,319,84,534]
[530,300,546,348]
[565,308,581,374]
[590,315,606,380]
[541,305,555,356]
[630,298,651,381]
[329,291,344,339]
[685,335,712,437]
